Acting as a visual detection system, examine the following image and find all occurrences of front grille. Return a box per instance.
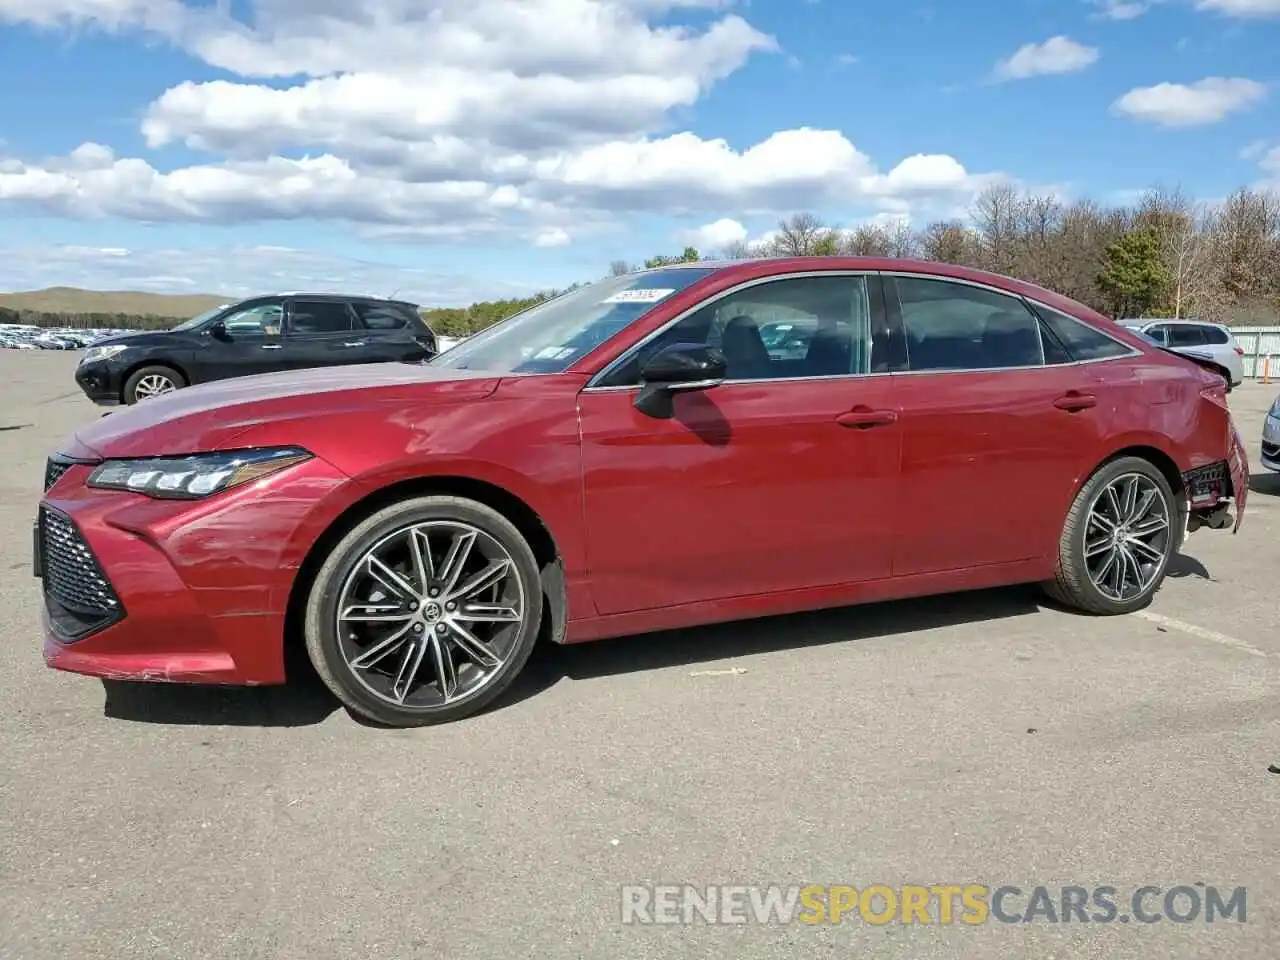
[39,507,124,640]
[1264,441,1279,460]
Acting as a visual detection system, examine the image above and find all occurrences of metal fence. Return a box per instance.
[1232,327,1280,380]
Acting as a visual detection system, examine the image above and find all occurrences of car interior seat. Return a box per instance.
[980,310,1042,368]
[805,320,852,376]
[720,315,773,379]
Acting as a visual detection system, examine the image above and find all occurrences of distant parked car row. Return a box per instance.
[0,324,126,351]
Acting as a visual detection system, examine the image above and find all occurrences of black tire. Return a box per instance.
[1042,456,1179,615]
[304,495,543,727]
[122,365,187,404]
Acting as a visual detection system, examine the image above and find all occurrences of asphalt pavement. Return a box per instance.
[1,350,1278,960]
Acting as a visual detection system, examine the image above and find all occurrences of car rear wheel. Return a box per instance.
[123,365,186,404]
[1043,456,1178,615]
[303,495,542,727]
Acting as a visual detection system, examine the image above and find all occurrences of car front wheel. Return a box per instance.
[123,365,186,404]
[303,495,543,727]
[1043,456,1178,615]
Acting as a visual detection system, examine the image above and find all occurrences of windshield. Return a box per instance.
[170,304,230,332]
[430,268,719,374]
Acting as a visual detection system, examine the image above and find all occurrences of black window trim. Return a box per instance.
[585,270,894,390]
[880,270,1141,375]
[283,296,359,338]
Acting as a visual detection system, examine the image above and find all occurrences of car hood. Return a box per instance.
[90,329,176,347]
[70,361,502,459]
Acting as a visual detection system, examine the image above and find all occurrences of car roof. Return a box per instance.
[641,256,1111,322]
[1121,317,1223,328]
[223,292,420,310]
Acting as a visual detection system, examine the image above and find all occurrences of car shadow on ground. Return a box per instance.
[102,565,1223,729]
[495,585,1050,713]
[101,670,340,727]
[1249,471,1280,496]
[101,585,1049,728]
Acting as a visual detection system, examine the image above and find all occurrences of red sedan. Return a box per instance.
[36,258,1249,727]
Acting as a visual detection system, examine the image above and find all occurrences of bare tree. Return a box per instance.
[608,259,632,276]
[970,183,1025,275]
[918,220,977,265]
[769,212,838,256]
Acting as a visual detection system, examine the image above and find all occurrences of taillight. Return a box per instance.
[1234,346,1244,356]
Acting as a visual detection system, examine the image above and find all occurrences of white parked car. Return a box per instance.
[1119,319,1244,387]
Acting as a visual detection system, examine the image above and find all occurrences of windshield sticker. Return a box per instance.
[601,288,676,304]
[534,346,576,360]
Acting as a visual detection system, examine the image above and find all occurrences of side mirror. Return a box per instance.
[634,343,727,418]
[208,320,228,339]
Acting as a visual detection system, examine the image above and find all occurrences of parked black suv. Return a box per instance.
[75,293,440,405]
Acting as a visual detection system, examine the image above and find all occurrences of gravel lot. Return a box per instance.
[2,350,1278,960]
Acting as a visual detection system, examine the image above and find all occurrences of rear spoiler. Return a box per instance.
[1161,347,1233,392]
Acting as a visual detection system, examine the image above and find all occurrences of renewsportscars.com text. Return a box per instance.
[620,883,1246,926]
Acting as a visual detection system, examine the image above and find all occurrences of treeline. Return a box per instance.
[0,308,179,330]
[677,185,1280,326]
[433,184,1280,338]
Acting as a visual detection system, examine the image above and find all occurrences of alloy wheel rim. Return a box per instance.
[1084,472,1171,602]
[135,374,175,399]
[335,520,526,709]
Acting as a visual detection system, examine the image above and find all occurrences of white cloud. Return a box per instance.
[1194,0,1280,16]
[679,217,748,250]
[1240,139,1271,160]
[1111,77,1267,126]
[1091,0,1152,19]
[0,243,536,305]
[1,130,1004,229]
[532,227,571,247]
[0,0,1009,255]
[993,36,1099,81]
[1257,145,1280,188]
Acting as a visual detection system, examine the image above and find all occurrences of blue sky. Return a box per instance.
[0,0,1277,305]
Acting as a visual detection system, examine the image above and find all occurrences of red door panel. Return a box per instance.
[578,379,901,615]
[891,365,1110,576]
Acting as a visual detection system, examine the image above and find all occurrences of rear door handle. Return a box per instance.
[343,341,366,348]
[835,407,898,429]
[1053,391,1097,412]
[261,344,283,350]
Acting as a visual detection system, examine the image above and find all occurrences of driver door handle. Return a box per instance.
[835,407,898,429]
[260,343,283,350]
[343,341,366,348]
[1053,391,1096,412]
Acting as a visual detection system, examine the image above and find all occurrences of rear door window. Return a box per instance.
[288,300,356,335]
[895,277,1044,371]
[1166,325,1208,347]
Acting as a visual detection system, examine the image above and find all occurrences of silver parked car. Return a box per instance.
[1119,318,1244,386]
[1264,393,1280,473]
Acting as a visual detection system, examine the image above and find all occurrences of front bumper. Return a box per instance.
[1263,413,1280,473]
[74,357,127,405]
[36,452,351,685]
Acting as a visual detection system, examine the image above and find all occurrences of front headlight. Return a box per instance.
[1269,397,1280,418]
[87,446,313,499]
[81,344,128,365]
